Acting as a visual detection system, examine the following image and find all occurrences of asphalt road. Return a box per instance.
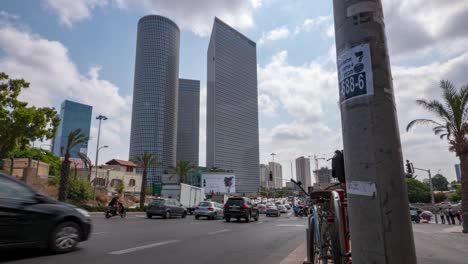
[0,212,307,264]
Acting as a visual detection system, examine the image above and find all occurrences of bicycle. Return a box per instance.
[291,180,351,264]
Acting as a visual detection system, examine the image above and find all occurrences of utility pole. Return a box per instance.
[333,0,416,263]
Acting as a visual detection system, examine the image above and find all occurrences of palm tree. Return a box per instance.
[58,129,89,201]
[132,152,160,209]
[176,160,195,184]
[407,80,468,233]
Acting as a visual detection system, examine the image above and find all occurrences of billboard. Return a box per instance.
[201,173,235,194]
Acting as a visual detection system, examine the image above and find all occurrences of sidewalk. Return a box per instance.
[281,223,467,264]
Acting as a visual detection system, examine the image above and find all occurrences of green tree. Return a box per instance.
[406,178,431,203]
[8,146,61,176]
[115,180,125,195]
[132,152,161,208]
[176,160,195,184]
[450,185,462,203]
[58,129,89,201]
[432,174,450,191]
[0,72,60,159]
[407,80,468,233]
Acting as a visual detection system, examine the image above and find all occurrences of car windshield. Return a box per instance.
[199,202,212,207]
[227,199,244,206]
[151,200,165,206]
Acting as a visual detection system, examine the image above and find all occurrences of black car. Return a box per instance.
[224,197,259,223]
[146,198,187,219]
[0,173,92,253]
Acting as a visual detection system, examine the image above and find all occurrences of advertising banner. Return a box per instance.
[201,173,235,194]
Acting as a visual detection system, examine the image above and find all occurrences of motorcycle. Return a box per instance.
[105,204,126,219]
[294,205,308,217]
[410,207,421,223]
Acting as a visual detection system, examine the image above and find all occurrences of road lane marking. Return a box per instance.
[92,232,109,235]
[108,240,180,255]
[276,224,306,227]
[208,229,231,235]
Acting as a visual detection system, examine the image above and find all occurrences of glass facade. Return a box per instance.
[177,78,200,166]
[129,15,180,184]
[52,100,92,158]
[206,17,260,194]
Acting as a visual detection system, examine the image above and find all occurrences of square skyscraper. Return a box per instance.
[177,78,200,166]
[206,17,260,194]
[52,100,92,158]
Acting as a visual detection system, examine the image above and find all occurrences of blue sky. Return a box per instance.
[1,0,468,183]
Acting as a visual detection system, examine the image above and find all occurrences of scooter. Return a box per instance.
[105,204,126,219]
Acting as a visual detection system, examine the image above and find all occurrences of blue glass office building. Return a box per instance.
[129,15,180,184]
[52,100,92,158]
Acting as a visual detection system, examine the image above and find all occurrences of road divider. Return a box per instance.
[108,240,180,255]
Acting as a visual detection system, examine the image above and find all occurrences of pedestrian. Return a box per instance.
[455,210,462,225]
[444,208,451,225]
[448,206,456,225]
[439,208,445,224]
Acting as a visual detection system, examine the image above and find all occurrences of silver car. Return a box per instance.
[266,205,280,217]
[278,205,288,214]
[194,201,224,220]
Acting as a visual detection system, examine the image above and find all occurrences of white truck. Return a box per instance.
[179,183,205,214]
[160,182,205,214]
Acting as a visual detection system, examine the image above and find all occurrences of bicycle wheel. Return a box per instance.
[327,223,342,263]
[310,216,321,264]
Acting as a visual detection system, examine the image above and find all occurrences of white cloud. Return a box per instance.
[0,23,132,164]
[258,93,278,116]
[294,15,331,35]
[257,26,290,45]
[258,50,338,122]
[249,0,263,9]
[258,15,332,45]
[43,0,259,36]
[43,0,107,27]
[384,0,468,59]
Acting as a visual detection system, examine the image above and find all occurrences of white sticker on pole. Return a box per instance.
[347,180,376,197]
[337,43,373,102]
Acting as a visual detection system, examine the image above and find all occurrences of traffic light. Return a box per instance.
[331,150,346,183]
[405,160,414,174]
[269,171,273,181]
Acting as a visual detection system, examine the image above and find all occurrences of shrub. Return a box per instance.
[67,177,92,204]
[434,192,447,203]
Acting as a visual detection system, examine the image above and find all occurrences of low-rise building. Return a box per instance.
[77,159,142,195]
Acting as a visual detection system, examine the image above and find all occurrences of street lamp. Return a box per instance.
[93,145,108,203]
[95,114,108,172]
[36,144,52,177]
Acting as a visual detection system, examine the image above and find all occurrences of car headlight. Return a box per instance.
[76,208,90,218]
